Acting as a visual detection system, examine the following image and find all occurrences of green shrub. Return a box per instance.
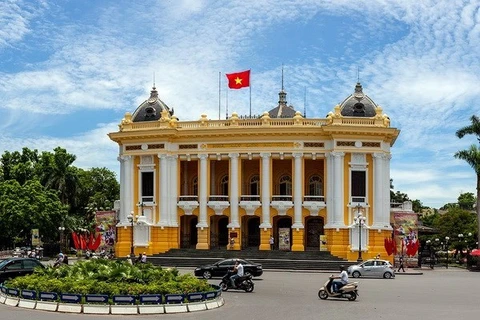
[4,259,214,300]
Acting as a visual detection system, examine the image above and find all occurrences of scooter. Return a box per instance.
[219,270,255,292]
[318,276,359,301]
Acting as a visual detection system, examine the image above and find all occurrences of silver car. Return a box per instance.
[347,259,395,279]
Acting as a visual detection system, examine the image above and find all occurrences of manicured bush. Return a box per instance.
[5,259,214,298]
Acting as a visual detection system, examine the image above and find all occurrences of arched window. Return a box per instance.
[309,175,323,196]
[279,175,292,195]
[249,175,260,195]
[220,175,229,196]
[192,176,198,196]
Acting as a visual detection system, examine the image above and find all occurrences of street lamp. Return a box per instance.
[353,204,366,263]
[127,211,135,257]
[426,240,434,269]
[58,226,65,253]
[445,236,450,269]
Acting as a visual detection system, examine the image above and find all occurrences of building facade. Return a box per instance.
[109,82,400,261]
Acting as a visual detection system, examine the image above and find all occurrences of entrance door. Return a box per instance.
[273,216,292,250]
[210,216,229,249]
[241,216,260,249]
[180,216,198,248]
[305,217,324,250]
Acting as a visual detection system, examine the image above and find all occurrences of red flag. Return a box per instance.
[88,233,95,250]
[91,234,102,251]
[72,232,79,249]
[80,234,87,250]
[226,70,250,89]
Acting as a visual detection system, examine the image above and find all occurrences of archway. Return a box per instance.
[241,216,260,249]
[305,216,324,250]
[210,216,229,249]
[180,215,198,248]
[273,216,292,251]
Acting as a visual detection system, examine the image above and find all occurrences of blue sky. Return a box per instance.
[1,0,479,209]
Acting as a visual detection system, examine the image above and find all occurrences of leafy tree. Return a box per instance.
[38,147,79,205]
[455,115,480,249]
[0,148,41,184]
[458,192,476,211]
[0,179,68,248]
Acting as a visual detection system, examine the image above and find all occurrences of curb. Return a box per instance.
[0,290,224,315]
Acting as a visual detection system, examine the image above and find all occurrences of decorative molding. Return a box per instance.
[337,141,355,147]
[304,142,324,148]
[148,144,165,149]
[179,144,198,150]
[206,142,294,149]
[126,145,142,151]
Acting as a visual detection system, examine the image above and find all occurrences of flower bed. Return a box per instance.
[3,259,217,304]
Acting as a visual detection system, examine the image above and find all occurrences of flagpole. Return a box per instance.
[249,70,252,118]
[226,82,229,120]
[218,72,221,120]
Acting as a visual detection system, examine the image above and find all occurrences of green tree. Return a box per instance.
[455,115,480,249]
[39,147,79,205]
[0,179,68,248]
[0,148,41,184]
[458,192,476,211]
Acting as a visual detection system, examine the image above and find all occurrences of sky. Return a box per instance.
[1,0,479,209]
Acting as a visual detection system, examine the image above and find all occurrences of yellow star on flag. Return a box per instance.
[234,77,243,85]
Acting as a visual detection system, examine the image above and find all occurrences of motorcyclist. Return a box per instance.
[230,259,244,288]
[331,265,348,293]
[53,253,64,267]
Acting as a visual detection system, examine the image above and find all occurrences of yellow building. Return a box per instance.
[108,82,400,262]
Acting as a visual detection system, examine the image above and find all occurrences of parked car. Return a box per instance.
[347,259,395,279]
[0,257,46,284]
[194,258,263,279]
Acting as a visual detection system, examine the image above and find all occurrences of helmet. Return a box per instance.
[339,265,345,271]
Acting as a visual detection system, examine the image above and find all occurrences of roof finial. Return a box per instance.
[153,72,156,88]
[303,87,307,118]
[357,67,360,83]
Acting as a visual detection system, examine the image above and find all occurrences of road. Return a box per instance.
[1,268,479,320]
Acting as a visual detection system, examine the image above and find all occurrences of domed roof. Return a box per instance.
[339,82,377,117]
[131,86,173,122]
[267,89,298,118]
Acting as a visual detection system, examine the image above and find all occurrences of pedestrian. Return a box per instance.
[126,254,133,265]
[53,253,64,267]
[397,255,405,272]
[135,253,142,264]
[269,235,275,250]
[140,252,147,263]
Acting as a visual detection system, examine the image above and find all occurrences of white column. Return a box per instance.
[124,155,134,221]
[197,154,208,228]
[324,153,335,228]
[384,154,392,229]
[228,153,240,228]
[372,153,384,229]
[118,156,127,224]
[158,154,168,226]
[292,153,304,229]
[169,155,179,227]
[332,152,345,227]
[260,153,272,229]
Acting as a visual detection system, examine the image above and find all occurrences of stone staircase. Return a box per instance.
[149,248,356,271]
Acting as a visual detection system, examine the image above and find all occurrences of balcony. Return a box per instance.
[239,195,261,215]
[207,195,230,215]
[303,195,326,216]
[271,195,293,216]
[177,195,199,215]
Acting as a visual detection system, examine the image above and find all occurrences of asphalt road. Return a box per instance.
[1,268,479,320]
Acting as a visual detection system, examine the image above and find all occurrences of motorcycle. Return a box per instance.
[318,276,359,301]
[219,270,255,292]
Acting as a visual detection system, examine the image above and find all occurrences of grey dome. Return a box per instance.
[131,86,173,122]
[339,82,377,117]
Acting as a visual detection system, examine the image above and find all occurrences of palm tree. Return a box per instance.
[455,115,480,249]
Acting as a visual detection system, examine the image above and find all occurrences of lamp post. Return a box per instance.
[426,240,433,269]
[138,202,145,216]
[58,226,65,253]
[353,204,366,263]
[127,212,135,257]
[445,236,450,269]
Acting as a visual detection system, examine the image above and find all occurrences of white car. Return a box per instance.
[347,259,395,279]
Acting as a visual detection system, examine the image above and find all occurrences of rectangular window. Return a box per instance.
[141,171,154,202]
[351,170,366,202]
